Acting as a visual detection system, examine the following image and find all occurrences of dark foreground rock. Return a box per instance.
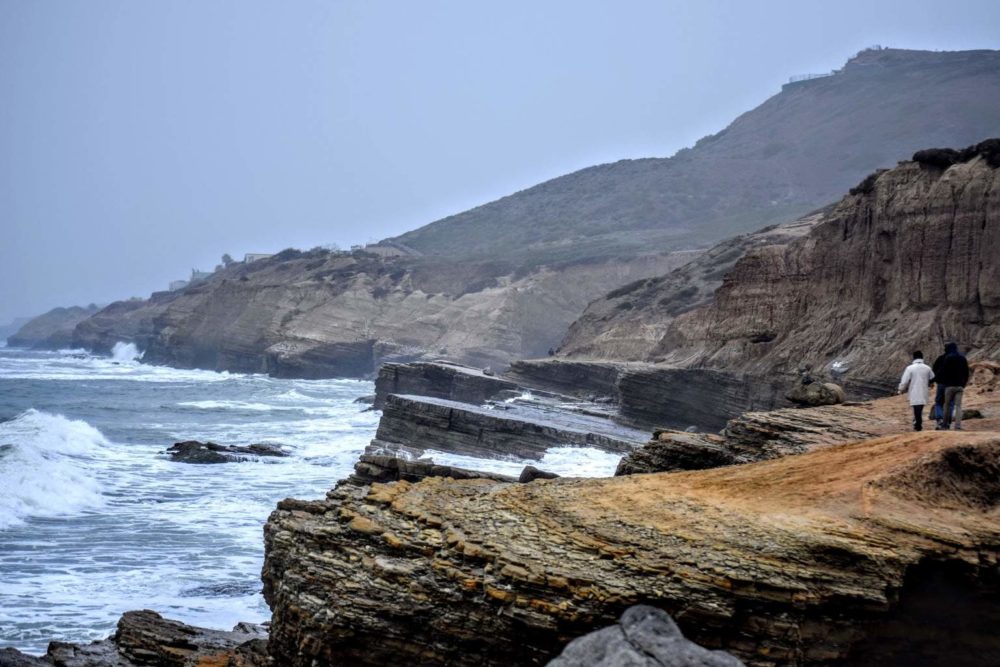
[166,441,288,464]
[547,605,743,667]
[0,610,267,667]
[262,428,1000,666]
[372,394,646,461]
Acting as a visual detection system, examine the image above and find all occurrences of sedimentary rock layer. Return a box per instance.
[262,423,1000,666]
[373,361,519,409]
[372,394,646,460]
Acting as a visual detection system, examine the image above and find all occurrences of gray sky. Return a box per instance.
[2,0,998,323]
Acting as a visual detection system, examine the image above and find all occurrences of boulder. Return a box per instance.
[785,378,845,407]
[547,605,743,667]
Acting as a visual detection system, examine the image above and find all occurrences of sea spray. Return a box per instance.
[110,341,142,362]
[0,410,110,529]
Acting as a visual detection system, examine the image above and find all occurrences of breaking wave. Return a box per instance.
[110,341,142,363]
[0,410,110,530]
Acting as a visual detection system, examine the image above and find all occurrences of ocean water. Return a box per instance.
[0,345,622,654]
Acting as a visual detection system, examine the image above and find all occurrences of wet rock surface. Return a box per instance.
[372,394,646,461]
[0,610,267,667]
[166,441,287,464]
[547,605,744,667]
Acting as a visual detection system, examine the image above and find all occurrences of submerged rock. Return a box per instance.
[547,605,744,666]
[166,441,287,464]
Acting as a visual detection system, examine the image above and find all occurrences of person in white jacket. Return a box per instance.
[899,351,935,431]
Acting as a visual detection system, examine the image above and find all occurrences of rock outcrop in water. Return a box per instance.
[0,610,267,666]
[166,441,288,464]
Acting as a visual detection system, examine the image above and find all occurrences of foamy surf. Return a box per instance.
[0,410,110,530]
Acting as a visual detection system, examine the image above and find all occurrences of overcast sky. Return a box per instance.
[1,0,998,323]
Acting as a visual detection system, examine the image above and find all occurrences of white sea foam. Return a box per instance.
[424,446,622,478]
[0,410,111,530]
[110,341,142,363]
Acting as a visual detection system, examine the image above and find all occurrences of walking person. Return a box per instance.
[931,346,950,428]
[899,351,934,431]
[936,342,970,430]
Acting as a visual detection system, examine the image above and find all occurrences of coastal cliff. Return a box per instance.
[72,251,689,376]
[560,141,1000,396]
[67,49,1000,378]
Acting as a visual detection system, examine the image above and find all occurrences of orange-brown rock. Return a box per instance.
[261,375,1000,666]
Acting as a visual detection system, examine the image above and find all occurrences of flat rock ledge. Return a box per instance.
[262,429,1000,666]
[372,393,647,461]
[617,363,999,475]
[0,610,267,667]
[547,605,744,666]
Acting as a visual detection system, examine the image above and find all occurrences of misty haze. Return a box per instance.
[3,1,1000,665]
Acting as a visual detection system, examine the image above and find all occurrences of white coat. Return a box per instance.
[899,359,934,406]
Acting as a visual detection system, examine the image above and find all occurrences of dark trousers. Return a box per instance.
[913,405,924,431]
[933,384,948,421]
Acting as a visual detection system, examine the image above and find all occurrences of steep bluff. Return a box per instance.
[70,49,1000,378]
[73,250,688,376]
[562,142,1000,394]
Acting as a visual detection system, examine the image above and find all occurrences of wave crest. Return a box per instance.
[0,410,110,530]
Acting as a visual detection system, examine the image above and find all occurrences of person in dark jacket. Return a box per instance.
[931,347,950,427]
[935,341,970,430]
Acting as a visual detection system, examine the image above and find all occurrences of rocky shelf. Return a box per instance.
[262,427,1000,666]
[370,394,648,461]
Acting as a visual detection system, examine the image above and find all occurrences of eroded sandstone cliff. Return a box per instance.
[561,141,1000,395]
[72,250,690,376]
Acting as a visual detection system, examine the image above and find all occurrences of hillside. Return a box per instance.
[6,305,100,349]
[391,48,1000,265]
[560,140,1000,393]
[64,48,1000,378]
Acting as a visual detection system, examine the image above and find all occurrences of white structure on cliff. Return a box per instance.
[244,253,273,263]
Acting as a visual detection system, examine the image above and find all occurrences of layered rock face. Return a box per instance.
[371,394,646,461]
[562,142,1000,395]
[373,361,519,409]
[262,422,1000,666]
[71,250,688,377]
[6,305,100,349]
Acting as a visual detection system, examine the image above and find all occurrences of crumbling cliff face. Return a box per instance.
[71,250,689,377]
[561,142,1000,394]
